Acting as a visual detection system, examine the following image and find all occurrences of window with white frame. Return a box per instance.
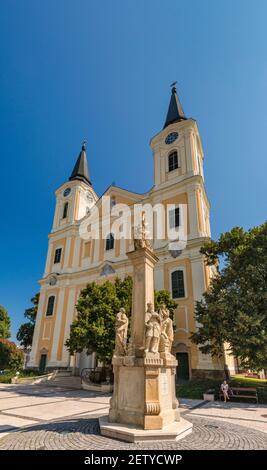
[168,150,179,172]
[46,295,55,316]
[54,248,62,264]
[171,270,185,298]
[62,202,68,219]
[106,233,114,251]
[169,206,180,229]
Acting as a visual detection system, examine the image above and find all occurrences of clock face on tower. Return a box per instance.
[165,132,179,145]
[63,187,71,197]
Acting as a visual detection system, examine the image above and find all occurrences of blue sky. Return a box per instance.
[0,0,266,340]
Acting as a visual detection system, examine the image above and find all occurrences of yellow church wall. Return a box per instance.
[42,321,52,340]
[191,134,198,173]
[73,190,80,221]
[83,241,91,258]
[68,237,75,268]
[91,239,95,260]
[35,288,59,364]
[115,239,120,258]
[163,258,199,370]
[48,237,66,273]
[196,189,204,233]
[162,193,190,237]
[99,237,104,262]
[78,239,83,267]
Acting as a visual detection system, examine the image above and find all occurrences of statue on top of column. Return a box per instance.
[133,213,153,251]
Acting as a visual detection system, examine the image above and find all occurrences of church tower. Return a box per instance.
[151,84,210,241]
[150,85,223,378]
[28,143,98,372]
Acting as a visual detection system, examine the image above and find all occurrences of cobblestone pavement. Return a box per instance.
[0,414,266,450]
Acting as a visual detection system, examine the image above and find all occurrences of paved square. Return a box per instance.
[0,384,266,450]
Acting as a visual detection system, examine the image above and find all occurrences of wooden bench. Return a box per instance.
[219,387,258,403]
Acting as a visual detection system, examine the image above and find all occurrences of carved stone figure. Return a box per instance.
[144,302,162,353]
[114,308,128,356]
[159,304,174,354]
[133,214,152,251]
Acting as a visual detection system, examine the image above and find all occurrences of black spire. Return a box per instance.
[163,83,187,129]
[69,141,91,186]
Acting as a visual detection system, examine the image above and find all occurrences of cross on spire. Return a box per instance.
[163,82,187,128]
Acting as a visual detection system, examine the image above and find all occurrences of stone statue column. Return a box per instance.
[102,217,192,440]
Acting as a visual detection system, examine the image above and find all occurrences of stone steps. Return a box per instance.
[46,375,82,389]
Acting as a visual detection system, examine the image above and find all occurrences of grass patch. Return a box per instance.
[176,376,267,404]
[0,371,14,383]
[0,368,41,384]
[177,379,221,400]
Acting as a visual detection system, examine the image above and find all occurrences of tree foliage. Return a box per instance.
[0,305,11,339]
[66,277,133,364]
[190,222,267,371]
[66,276,178,363]
[154,290,178,319]
[16,293,39,348]
[0,338,24,370]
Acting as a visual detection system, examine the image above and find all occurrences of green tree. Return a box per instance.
[190,222,267,371]
[66,277,133,364]
[0,338,24,370]
[0,305,11,339]
[16,293,39,348]
[154,290,178,319]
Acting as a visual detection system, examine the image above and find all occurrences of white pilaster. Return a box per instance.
[28,290,46,367]
[190,253,215,370]
[63,237,71,270]
[61,287,76,365]
[187,188,199,240]
[50,288,65,363]
[154,261,164,291]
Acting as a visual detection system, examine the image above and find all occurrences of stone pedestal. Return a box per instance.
[109,354,179,430]
[99,416,192,443]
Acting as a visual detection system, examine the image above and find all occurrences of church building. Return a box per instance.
[29,86,231,379]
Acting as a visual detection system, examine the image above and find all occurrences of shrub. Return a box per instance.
[0,338,24,370]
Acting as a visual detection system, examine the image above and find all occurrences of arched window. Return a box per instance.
[63,202,68,219]
[171,270,185,298]
[46,295,55,316]
[106,233,114,251]
[168,151,178,172]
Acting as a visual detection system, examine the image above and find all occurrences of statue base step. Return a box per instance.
[99,416,193,443]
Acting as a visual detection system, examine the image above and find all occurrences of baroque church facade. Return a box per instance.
[29,87,232,379]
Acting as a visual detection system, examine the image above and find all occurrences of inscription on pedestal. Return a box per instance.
[160,371,169,396]
[118,367,144,412]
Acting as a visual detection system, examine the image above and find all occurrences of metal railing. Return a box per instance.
[81,367,114,385]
